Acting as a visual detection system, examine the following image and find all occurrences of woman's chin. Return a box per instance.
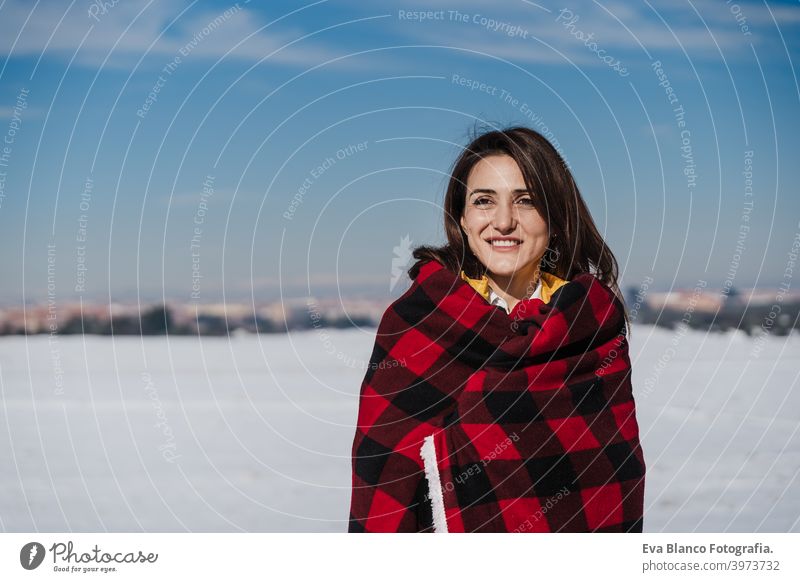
[484,257,536,277]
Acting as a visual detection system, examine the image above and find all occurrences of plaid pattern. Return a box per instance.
[348,259,645,532]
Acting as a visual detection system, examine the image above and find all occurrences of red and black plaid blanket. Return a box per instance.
[348,258,645,532]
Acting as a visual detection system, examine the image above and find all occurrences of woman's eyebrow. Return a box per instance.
[468,188,532,196]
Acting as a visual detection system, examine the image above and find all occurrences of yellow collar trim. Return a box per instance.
[459,270,569,305]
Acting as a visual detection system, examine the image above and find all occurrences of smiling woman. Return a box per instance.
[348,125,645,533]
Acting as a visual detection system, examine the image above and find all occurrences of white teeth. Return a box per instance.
[490,240,521,247]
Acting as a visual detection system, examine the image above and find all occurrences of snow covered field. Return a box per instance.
[0,325,798,532]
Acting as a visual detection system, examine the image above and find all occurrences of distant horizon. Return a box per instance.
[4,274,798,307]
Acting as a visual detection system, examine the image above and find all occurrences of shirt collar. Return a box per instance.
[459,269,568,307]
[488,278,543,314]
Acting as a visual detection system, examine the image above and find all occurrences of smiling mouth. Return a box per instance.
[486,238,522,247]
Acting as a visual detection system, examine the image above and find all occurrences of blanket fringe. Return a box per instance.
[420,434,449,533]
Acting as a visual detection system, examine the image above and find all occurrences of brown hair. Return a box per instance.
[408,124,630,332]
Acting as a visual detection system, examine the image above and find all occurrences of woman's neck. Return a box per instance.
[486,263,541,310]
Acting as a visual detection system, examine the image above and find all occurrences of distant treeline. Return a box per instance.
[0,304,375,336]
[631,300,799,337]
[1,297,798,336]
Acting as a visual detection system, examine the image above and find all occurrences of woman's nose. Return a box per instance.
[492,199,515,231]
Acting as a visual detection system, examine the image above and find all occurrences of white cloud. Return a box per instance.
[0,0,794,76]
[378,0,792,65]
[0,105,42,120]
[0,0,377,71]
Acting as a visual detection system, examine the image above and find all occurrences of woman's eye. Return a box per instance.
[472,196,533,207]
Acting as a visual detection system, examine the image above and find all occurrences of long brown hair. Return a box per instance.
[408,124,630,332]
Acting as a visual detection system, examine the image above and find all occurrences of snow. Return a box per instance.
[0,324,797,532]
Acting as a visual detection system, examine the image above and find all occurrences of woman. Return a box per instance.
[348,125,645,532]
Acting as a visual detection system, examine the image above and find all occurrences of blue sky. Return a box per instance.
[0,0,798,304]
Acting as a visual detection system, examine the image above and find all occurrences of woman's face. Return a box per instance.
[460,154,549,280]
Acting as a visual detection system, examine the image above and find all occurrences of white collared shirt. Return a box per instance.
[488,278,543,314]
